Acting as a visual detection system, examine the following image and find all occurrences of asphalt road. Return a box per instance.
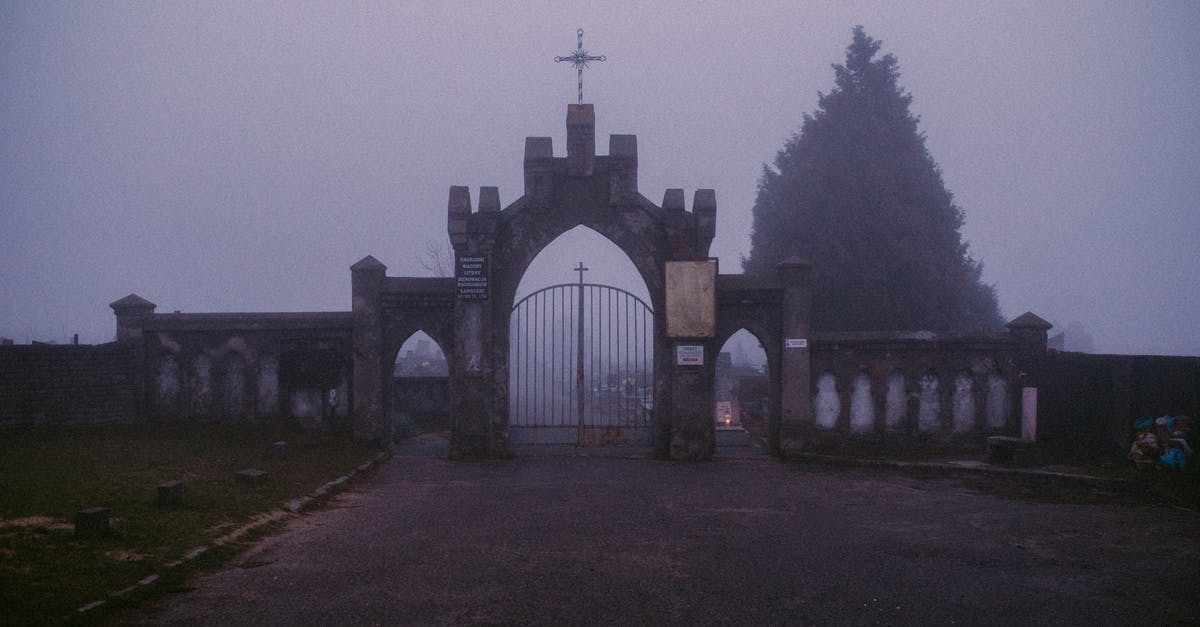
[117,442,1199,626]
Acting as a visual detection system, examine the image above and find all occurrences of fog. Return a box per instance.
[2,2,1197,355]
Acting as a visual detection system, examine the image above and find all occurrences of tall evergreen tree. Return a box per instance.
[743,27,1003,331]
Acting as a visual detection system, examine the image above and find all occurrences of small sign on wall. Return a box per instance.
[785,338,808,349]
[675,344,704,366]
[456,256,489,300]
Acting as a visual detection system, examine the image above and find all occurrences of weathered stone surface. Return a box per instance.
[352,256,387,443]
[566,103,595,177]
[75,507,110,539]
[235,469,268,484]
[986,435,1035,465]
[156,480,184,507]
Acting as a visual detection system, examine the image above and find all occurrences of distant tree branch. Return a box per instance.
[417,240,455,277]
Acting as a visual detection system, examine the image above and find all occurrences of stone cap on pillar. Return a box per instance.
[1006,311,1052,331]
[109,294,156,315]
[110,294,155,343]
[662,188,686,213]
[1007,311,1052,355]
[478,187,501,213]
[775,257,814,290]
[350,255,387,274]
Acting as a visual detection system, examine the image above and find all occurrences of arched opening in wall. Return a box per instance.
[508,225,654,446]
[918,370,940,433]
[713,329,769,448]
[885,370,907,431]
[220,353,247,422]
[952,370,976,433]
[986,371,1009,430]
[850,371,875,433]
[156,352,180,418]
[257,355,279,417]
[392,330,450,439]
[279,348,348,432]
[189,353,213,421]
[815,371,840,430]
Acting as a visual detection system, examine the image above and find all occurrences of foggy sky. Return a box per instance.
[2,2,1198,355]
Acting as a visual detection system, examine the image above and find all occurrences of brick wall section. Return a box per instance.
[0,343,136,426]
[1040,352,1200,451]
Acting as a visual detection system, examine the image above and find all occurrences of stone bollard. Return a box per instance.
[235,469,269,484]
[272,441,287,458]
[75,507,110,539]
[156,480,184,508]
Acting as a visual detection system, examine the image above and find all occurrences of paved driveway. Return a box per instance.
[119,443,1199,625]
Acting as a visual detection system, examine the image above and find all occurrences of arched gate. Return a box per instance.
[509,282,653,445]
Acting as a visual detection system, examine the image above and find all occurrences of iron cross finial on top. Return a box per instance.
[555,28,606,105]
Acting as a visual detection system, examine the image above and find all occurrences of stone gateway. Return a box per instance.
[94,104,1095,461]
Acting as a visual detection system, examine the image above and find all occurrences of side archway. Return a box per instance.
[391,330,451,439]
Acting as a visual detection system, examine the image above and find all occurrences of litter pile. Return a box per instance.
[1129,415,1193,471]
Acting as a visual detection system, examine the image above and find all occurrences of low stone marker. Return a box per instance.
[986,435,1035,466]
[156,480,184,508]
[235,468,269,484]
[75,507,110,539]
[273,441,287,458]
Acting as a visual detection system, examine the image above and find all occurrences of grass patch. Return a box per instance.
[0,422,379,625]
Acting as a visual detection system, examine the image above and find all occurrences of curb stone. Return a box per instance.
[787,453,1129,485]
[72,449,391,619]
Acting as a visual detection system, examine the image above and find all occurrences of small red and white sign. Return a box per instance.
[675,344,704,366]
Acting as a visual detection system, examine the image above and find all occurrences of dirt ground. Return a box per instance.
[114,441,1199,626]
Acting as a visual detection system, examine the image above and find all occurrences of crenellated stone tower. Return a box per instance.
[445,104,723,459]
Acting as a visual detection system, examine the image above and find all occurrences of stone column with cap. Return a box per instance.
[776,258,814,454]
[447,185,503,458]
[111,294,156,420]
[351,255,387,443]
[1007,312,1052,441]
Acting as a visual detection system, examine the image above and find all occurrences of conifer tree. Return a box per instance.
[743,27,1003,331]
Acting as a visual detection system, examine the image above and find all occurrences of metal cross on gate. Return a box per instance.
[574,261,589,443]
[555,29,606,105]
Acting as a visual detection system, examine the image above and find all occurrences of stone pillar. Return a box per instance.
[776,258,814,454]
[446,186,499,459]
[351,255,387,444]
[668,341,717,460]
[1007,312,1052,441]
[566,104,595,177]
[110,294,156,420]
[110,294,156,344]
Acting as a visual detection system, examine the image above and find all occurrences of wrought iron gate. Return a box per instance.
[509,281,654,445]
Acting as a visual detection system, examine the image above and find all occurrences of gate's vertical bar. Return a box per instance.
[577,276,585,444]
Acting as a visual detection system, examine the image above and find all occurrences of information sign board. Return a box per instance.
[456,256,489,300]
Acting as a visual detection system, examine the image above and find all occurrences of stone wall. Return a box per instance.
[809,332,1022,439]
[1040,352,1200,452]
[0,343,136,426]
[129,307,355,431]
